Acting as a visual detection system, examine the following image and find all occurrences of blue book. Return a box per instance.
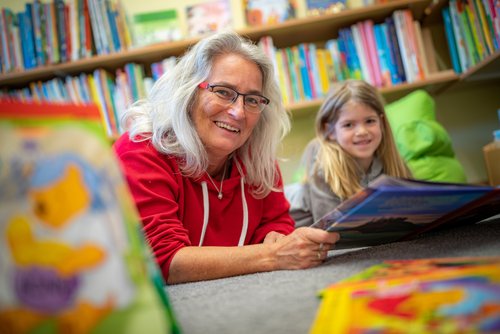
[298,43,313,100]
[105,0,122,52]
[385,16,406,83]
[22,4,37,69]
[54,0,67,63]
[340,28,362,80]
[312,174,499,249]
[442,7,462,74]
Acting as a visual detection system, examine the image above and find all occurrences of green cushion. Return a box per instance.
[395,120,454,160]
[407,157,467,183]
[385,90,436,128]
[385,89,466,183]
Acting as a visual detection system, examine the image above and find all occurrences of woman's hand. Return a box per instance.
[263,231,286,244]
[270,227,340,270]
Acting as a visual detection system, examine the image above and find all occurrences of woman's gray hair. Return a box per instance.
[122,31,290,197]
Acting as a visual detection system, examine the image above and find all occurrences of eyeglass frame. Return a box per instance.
[198,82,270,113]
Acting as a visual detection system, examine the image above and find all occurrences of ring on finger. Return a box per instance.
[317,251,321,260]
[319,243,324,251]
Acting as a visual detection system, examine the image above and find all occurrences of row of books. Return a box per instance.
[0,60,159,137]
[442,0,500,74]
[0,0,395,75]
[0,55,183,137]
[0,0,132,74]
[259,9,437,105]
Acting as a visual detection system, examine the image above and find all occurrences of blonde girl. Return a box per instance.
[287,80,411,227]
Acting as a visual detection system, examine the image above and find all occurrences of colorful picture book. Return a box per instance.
[306,0,346,16]
[132,9,182,47]
[311,256,500,333]
[312,174,500,248]
[0,101,179,333]
[244,0,297,26]
[186,0,232,38]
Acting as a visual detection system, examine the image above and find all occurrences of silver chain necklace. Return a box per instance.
[206,160,228,200]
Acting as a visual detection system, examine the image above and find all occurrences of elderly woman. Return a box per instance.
[114,31,339,284]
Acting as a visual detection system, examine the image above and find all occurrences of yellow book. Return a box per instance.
[474,0,494,55]
[316,49,330,96]
[274,50,290,106]
[464,2,486,60]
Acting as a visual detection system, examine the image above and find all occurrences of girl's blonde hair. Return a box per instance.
[314,80,411,199]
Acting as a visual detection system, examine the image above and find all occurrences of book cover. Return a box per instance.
[244,0,297,26]
[0,101,179,334]
[132,9,182,47]
[305,0,346,16]
[186,0,232,38]
[311,174,499,249]
[311,256,500,333]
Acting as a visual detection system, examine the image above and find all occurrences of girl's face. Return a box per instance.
[192,53,263,166]
[328,101,383,171]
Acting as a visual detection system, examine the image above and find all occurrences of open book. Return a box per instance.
[311,175,500,248]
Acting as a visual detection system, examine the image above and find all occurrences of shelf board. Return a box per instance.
[436,51,500,93]
[460,51,500,83]
[0,0,432,89]
[240,0,432,48]
[287,70,458,115]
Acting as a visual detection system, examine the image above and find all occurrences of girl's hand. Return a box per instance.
[270,227,340,270]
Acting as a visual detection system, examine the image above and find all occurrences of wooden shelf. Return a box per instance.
[459,51,500,83]
[287,70,458,116]
[0,0,433,89]
[239,0,432,47]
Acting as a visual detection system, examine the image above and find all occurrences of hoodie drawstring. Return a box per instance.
[198,160,249,247]
[199,181,210,247]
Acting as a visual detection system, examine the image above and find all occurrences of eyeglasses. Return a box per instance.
[198,82,270,113]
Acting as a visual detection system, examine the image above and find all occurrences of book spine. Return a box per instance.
[442,7,463,73]
[351,24,372,84]
[457,0,480,66]
[404,10,425,80]
[385,16,406,83]
[373,23,393,87]
[475,0,495,53]
[393,10,414,82]
[363,20,383,87]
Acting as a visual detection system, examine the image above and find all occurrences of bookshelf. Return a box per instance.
[1,0,499,183]
[1,0,498,105]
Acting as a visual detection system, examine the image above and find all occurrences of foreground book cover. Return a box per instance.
[311,256,500,333]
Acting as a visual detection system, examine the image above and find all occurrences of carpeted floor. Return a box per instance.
[166,218,500,334]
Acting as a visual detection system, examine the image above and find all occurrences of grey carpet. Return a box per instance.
[166,218,500,334]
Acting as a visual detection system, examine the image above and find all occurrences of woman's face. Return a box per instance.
[328,101,383,171]
[192,53,264,164]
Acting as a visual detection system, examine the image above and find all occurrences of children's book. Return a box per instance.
[132,9,182,47]
[311,174,500,248]
[305,0,346,16]
[243,0,297,27]
[0,101,179,334]
[311,256,500,333]
[186,0,232,38]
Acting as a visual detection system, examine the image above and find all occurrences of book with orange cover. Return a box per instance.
[311,256,500,333]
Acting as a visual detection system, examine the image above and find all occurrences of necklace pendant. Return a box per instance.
[218,193,223,200]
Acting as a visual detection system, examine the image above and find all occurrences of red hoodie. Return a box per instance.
[113,134,295,281]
